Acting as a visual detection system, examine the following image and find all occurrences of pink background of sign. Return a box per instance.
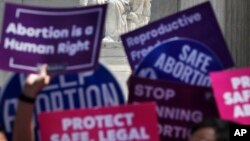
[210,67,250,125]
[38,102,159,141]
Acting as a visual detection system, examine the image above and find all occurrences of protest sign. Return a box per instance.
[121,2,234,70]
[38,102,159,141]
[0,64,125,141]
[210,67,250,125]
[134,38,224,87]
[128,76,218,141]
[0,3,106,73]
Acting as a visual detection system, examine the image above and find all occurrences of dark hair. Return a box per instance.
[191,118,229,141]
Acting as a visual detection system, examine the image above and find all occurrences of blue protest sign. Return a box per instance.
[135,38,224,87]
[0,64,125,141]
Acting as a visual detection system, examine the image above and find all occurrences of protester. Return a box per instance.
[189,118,230,141]
[13,65,51,141]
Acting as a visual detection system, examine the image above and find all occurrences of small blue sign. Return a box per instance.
[0,64,125,141]
[135,38,224,87]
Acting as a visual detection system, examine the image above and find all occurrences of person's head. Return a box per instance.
[189,118,229,141]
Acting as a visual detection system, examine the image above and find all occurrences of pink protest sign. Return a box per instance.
[128,76,218,141]
[210,68,250,125]
[38,102,159,141]
[0,3,106,73]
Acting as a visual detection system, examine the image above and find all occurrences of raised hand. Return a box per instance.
[22,65,51,98]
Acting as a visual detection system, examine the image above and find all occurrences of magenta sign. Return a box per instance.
[210,68,250,125]
[0,3,107,73]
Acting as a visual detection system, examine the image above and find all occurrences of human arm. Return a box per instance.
[13,65,51,141]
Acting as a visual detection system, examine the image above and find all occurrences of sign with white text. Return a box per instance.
[38,102,159,141]
[135,38,224,87]
[128,76,219,141]
[0,64,125,141]
[121,2,234,70]
[210,67,250,125]
[0,3,106,73]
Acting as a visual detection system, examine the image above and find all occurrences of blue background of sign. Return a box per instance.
[135,38,224,86]
[0,64,125,141]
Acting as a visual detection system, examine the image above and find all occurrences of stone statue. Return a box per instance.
[80,0,151,42]
[127,0,151,31]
